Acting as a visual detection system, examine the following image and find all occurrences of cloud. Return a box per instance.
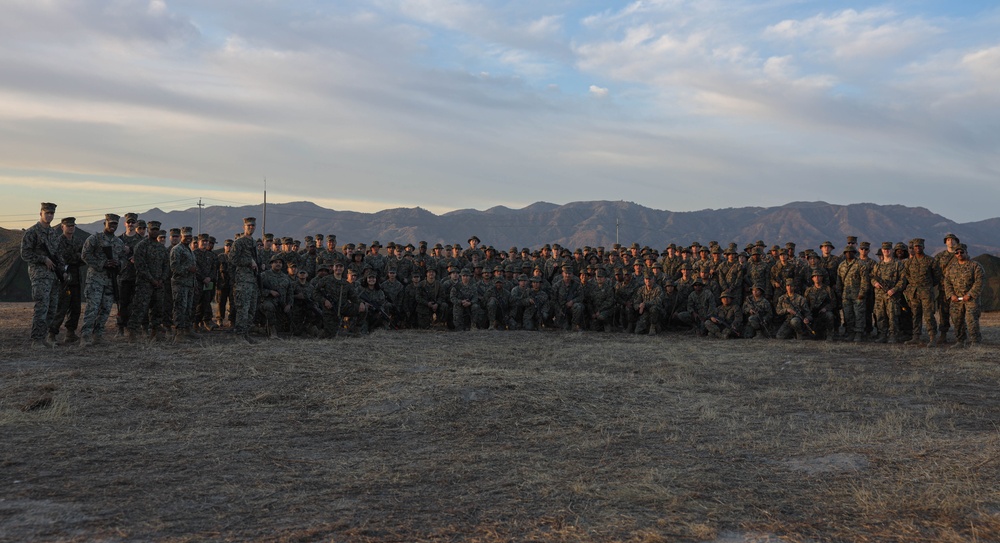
[589,85,609,98]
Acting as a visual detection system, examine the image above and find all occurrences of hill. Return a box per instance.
[74,200,1000,255]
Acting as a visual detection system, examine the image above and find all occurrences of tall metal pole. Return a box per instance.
[262,177,267,239]
[616,217,620,246]
[197,198,204,234]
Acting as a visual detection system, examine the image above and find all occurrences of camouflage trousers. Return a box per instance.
[554,302,585,330]
[936,288,951,336]
[217,286,234,325]
[521,303,549,331]
[81,271,115,339]
[28,266,59,341]
[905,287,936,339]
[486,298,512,328]
[128,282,164,332]
[416,303,449,329]
[841,296,867,335]
[776,316,806,339]
[634,306,663,334]
[743,314,771,338]
[452,302,484,330]
[232,280,259,335]
[172,282,196,330]
[873,293,900,339]
[950,299,981,344]
[49,282,81,336]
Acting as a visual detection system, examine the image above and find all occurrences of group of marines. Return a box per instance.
[22,205,987,348]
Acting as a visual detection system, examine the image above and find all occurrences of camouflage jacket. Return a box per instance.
[903,254,941,292]
[944,260,984,301]
[134,237,169,285]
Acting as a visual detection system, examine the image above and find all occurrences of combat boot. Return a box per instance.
[188,327,202,340]
[125,328,137,344]
[46,332,59,344]
[853,332,863,342]
[268,324,280,339]
[905,336,922,346]
[63,331,79,345]
[875,333,887,344]
[927,333,936,348]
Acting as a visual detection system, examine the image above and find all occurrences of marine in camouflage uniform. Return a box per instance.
[484,275,513,330]
[902,238,941,345]
[358,272,392,333]
[836,246,869,342]
[870,242,907,343]
[742,284,773,339]
[312,262,364,337]
[21,202,63,346]
[678,280,716,335]
[705,290,742,339]
[943,244,984,347]
[587,268,616,332]
[631,273,664,335]
[217,240,235,327]
[775,279,811,340]
[744,248,772,302]
[552,266,585,331]
[289,268,317,336]
[128,221,169,341]
[193,234,218,330]
[716,248,745,307]
[80,214,127,345]
[522,276,551,331]
[416,268,449,328]
[115,213,143,336]
[48,217,85,343]
[450,269,483,331]
[259,256,293,338]
[169,227,199,341]
[933,233,961,343]
[804,268,836,341]
[230,218,261,343]
[614,269,639,332]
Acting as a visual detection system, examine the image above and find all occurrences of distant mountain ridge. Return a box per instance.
[58,200,998,256]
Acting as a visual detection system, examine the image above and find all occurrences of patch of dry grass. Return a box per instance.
[1,303,998,542]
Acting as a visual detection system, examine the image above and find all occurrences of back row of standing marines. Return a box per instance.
[23,205,986,348]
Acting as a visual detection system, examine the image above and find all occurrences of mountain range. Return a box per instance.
[66,200,999,256]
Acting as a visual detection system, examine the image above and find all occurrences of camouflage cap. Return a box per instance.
[123,213,138,222]
[198,233,210,241]
[40,202,57,212]
[957,243,968,252]
[784,278,795,286]
[136,220,147,228]
[530,276,542,283]
[662,279,675,287]
[460,268,473,276]
[517,274,529,281]
[224,238,233,246]
[820,241,834,249]
[846,236,857,244]
[911,238,925,247]
[269,255,283,264]
[811,267,824,277]
[751,283,765,291]
[370,240,381,247]
[881,241,893,250]
[106,213,120,223]
[842,246,857,254]
[468,235,480,243]
[60,217,76,226]
[859,241,871,249]
[943,233,959,243]
[596,268,609,278]
[169,228,180,235]
[263,233,273,240]
[693,279,704,286]
[181,226,194,235]
[894,242,908,252]
[720,290,735,299]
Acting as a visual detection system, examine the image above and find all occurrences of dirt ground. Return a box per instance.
[1,303,999,543]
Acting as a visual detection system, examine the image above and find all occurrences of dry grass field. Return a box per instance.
[2,303,999,543]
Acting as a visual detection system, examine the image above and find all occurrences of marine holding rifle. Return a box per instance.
[20,202,64,348]
[80,213,126,346]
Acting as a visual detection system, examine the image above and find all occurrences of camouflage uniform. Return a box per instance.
[116,228,143,333]
[450,272,483,330]
[169,237,198,333]
[484,279,513,329]
[312,274,361,337]
[902,247,941,344]
[521,278,550,331]
[705,295,742,339]
[943,253,984,345]
[216,249,234,326]
[128,233,169,335]
[631,279,664,335]
[416,278,450,328]
[21,210,63,342]
[48,226,85,340]
[775,285,811,340]
[836,252,870,341]
[552,272,585,330]
[871,249,906,342]
[741,292,773,339]
[80,227,127,342]
[933,242,959,340]
[678,285,716,334]
[586,275,616,332]
[229,231,260,337]
[259,265,293,332]
[804,280,836,340]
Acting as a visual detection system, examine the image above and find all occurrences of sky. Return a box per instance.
[1,0,998,228]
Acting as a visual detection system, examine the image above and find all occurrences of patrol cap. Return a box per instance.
[721,290,735,299]
[60,217,76,226]
[460,268,472,276]
[198,233,210,241]
[327,235,337,243]
[157,231,167,239]
[811,268,824,277]
[846,236,857,244]
[859,241,871,249]
[751,283,765,291]
[530,276,542,283]
[169,228,180,235]
[943,233,959,243]
[518,274,529,281]
[957,243,968,252]
[662,279,674,287]
[242,217,256,225]
[596,268,608,278]
[881,241,893,250]
[371,240,381,247]
[468,235,480,243]
[911,238,925,247]
[106,213,120,223]
[40,202,57,212]
[123,213,138,223]
[224,239,233,246]
[281,237,293,244]
[494,275,504,283]
[269,255,283,264]
[136,220,147,228]
[693,278,704,286]
[843,246,857,254]
[820,241,834,249]
[894,242,908,252]
[784,278,795,286]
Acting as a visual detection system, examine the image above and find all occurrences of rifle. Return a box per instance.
[360,290,395,328]
[713,315,742,338]
[102,245,121,312]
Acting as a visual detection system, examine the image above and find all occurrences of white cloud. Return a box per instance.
[589,85,609,98]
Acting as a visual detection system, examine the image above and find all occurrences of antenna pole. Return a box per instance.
[262,177,267,238]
